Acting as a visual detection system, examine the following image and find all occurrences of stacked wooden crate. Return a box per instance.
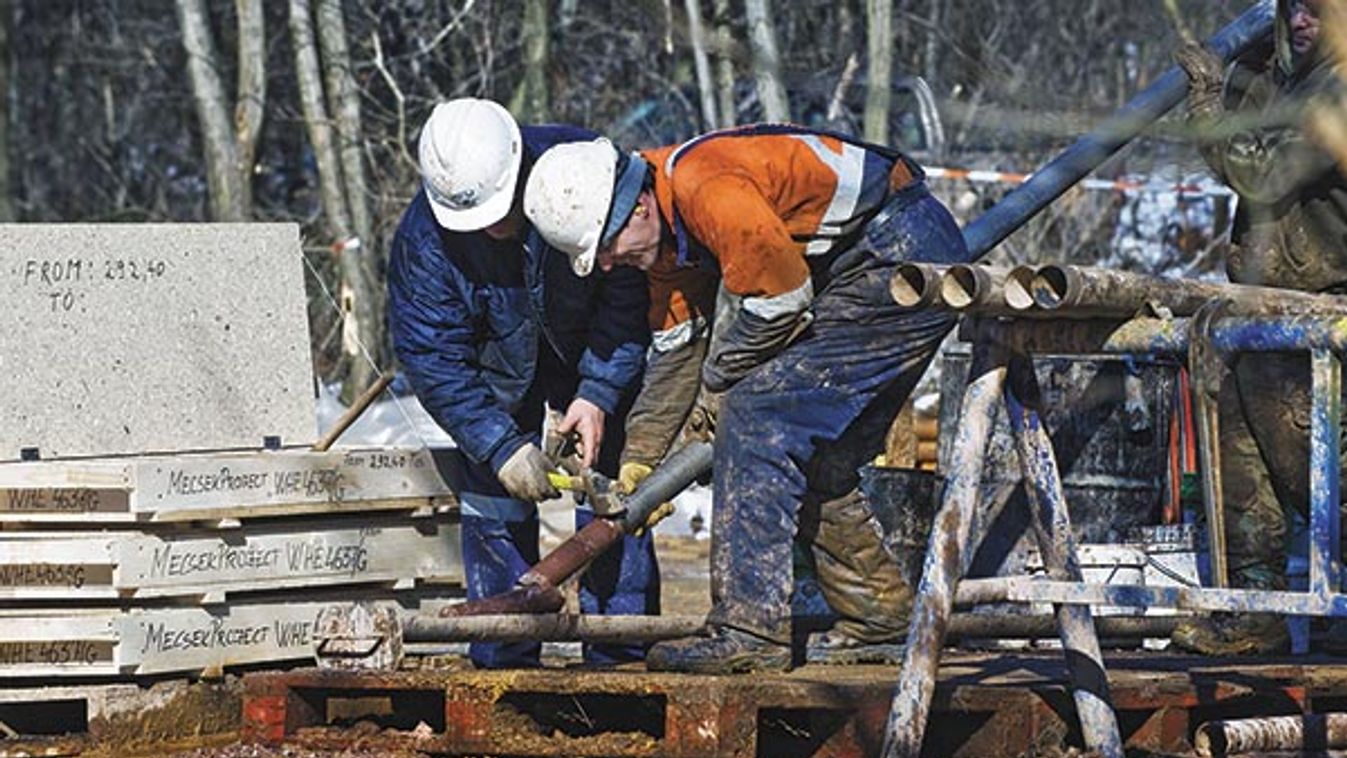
[0,446,464,678]
[0,224,467,681]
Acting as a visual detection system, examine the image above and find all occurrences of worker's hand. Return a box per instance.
[558,398,606,470]
[1175,42,1223,119]
[618,461,675,536]
[496,443,561,502]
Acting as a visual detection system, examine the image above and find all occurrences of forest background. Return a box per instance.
[4,0,1244,396]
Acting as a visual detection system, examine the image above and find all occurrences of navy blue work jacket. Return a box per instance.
[387,125,650,473]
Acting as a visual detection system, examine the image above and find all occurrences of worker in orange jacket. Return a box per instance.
[524,126,971,672]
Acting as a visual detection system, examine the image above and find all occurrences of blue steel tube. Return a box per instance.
[1004,356,1123,757]
[960,1,1275,260]
[883,340,1008,758]
[1309,350,1342,599]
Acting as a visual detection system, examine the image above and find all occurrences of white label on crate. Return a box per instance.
[133,449,452,512]
[0,640,114,666]
[0,488,129,513]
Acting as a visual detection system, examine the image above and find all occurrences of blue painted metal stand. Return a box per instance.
[883,313,1347,758]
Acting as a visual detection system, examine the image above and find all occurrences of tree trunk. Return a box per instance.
[711,0,736,127]
[923,0,942,86]
[685,0,718,129]
[864,0,892,144]
[234,0,265,211]
[511,0,550,123]
[315,0,383,401]
[744,0,789,122]
[288,0,350,239]
[175,0,248,221]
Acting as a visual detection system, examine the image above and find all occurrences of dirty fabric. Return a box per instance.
[1221,353,1347,591]
[708,185,970,643]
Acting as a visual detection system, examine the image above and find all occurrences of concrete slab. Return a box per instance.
[0,224,315,461]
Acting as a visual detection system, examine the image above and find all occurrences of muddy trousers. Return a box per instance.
[1221,353,1347,591]
[708,186,971,644]
[457,386,658,669]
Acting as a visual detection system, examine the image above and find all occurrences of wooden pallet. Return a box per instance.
[0,447,458,523]
[0,512,462,601]
[240,653,1339,758]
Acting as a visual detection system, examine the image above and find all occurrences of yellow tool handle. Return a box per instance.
[547,472,583,491]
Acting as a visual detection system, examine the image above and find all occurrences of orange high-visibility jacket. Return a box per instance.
[639,129,915,349]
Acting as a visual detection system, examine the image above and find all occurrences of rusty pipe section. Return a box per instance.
[1032,265,1347,318]
[891,263,943,308]
[1195,714,1347,757]
[941,265,1009,310]
[894,263,1039,314]
[442,441,714,618]
[405,611,1184,644]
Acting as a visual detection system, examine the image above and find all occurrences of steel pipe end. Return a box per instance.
[1004,265,1039,310]
[891,263,943,308]
[940,265,981,309]
[1031,265,1077,310]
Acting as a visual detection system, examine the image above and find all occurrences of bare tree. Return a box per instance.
[289,0,350,240]
[744,0,788,121]
[864,0,892,144]
[175,0,265,221]
[511,0,550,123]
[315,0,383,399]
[685,0,718,129]
[711,0,737,127]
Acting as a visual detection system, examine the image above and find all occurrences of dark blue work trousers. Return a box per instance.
[707,185,971,642]
[455,353,658,668]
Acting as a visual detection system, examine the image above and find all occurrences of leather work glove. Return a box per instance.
[702,309,813,393]
[618,461,675,536]
[497,443,561,502]
[1175,42,1224,120]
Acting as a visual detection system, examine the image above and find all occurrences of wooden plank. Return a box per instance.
[0,515,463,600]
[0,447,460,522]
[0,591,464,678]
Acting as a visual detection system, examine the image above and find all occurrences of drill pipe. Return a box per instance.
[405,612,1185,644]
[1004,265,1039,311]
[893,263,1038,314]
[891,262,944,308]
[440,441,714,618]
[1195,714,1347,756]
[940,265,1009,310]
[960,1,1275,260]
[1032,265,1347,318]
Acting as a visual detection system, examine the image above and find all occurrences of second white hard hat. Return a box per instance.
[418,98,522,231]
[524,138,648,276]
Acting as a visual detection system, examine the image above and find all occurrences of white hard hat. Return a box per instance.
[524,138,648,276]
[418,98,522,231]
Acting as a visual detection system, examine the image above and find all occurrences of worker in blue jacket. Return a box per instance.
[387,98,656,668]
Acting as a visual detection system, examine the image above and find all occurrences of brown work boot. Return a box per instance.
[1170,613,1290,656]
[646,625,791,674]
[804,628,905,666]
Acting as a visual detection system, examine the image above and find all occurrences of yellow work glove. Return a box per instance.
[618,461,675,536]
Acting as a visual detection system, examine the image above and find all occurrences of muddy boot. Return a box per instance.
[804,628,905,666]
[646,625,791,674]
[1171,613,1290,656]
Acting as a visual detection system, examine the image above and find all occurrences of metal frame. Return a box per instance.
[882,313,1346,758]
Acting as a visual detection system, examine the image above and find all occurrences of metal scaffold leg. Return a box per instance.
[882,339,1007,758]
[1005,354,1123,758]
